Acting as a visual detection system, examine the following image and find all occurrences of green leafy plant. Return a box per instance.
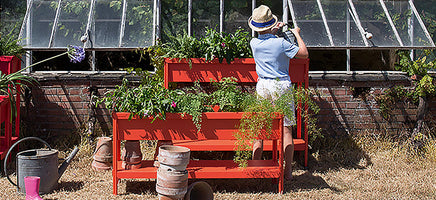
[161,33,203,61]
[0,26,26,58]
[1,45,85,118]
[97,71,177,121]
[209,77,252,112]
[377,49,436,153]
[376,86,411,121]
[160,27,252,64]
[98,74,252,131]
[234,86,321,167]
[201,28,252,63]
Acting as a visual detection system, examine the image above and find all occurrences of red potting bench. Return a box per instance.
[112,58,309,195]
[112,112,284,194]
[164,58,310,167]
[0,56,21,160]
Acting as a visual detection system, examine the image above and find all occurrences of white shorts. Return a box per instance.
[256,78,296,126]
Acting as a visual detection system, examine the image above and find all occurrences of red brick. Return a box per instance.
[43,88,57,95]
[333,88,347,96]
[68,95,85,102]
[346,102,360,109]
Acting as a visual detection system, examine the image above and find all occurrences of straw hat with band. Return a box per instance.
[248,5,278,32]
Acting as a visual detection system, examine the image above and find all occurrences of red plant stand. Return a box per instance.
[164,58,310,167]
[0,56,21,160]
[112,112,285,194]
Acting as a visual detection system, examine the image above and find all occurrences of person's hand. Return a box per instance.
[290,27,301,35]
[271,22,285,35]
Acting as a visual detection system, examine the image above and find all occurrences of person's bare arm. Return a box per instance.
[291,27,309,59]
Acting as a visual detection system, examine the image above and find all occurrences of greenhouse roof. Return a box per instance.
[19,0,435,49]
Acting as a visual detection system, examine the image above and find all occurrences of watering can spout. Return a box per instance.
[58,146,79,180]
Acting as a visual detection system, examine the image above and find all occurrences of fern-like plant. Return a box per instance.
[0,25,26,58]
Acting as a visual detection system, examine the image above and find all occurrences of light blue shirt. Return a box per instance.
[250,33,300,80]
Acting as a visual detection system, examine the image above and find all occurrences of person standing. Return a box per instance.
[248,5,308,180]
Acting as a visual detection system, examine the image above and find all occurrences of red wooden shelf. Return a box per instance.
[0,95,12,160]
[116,160,280,179]
[173,138,306,151]
[0,56,21,161]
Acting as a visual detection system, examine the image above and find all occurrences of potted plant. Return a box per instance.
[156,28,257,88]
[0,27,85,116]
[0,27,85,159]
[0,27,33,119]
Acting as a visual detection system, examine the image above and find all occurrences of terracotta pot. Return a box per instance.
[121,161,142,170]
[157,168,188,188]
[158,145,190,170]
[93,137,112,163]
[184,181,214,200]
[156,184,187,200]
[158,194,182,200]
[121,140,142,164]
[91,160,111,171]
[92,137,112,171]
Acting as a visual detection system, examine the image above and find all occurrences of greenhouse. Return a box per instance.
[12,0,435,71]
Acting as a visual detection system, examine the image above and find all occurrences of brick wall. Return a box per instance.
[21,73,140,145]
[21,72,435,145]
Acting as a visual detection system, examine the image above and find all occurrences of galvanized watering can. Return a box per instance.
[3,137,79,194]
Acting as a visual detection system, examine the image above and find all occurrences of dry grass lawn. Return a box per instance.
[1,136,435,200]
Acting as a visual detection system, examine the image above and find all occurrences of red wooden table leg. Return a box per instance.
[112,117,119,195]
[278,117,284,194]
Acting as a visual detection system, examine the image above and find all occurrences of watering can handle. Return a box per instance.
[3,137,52,187]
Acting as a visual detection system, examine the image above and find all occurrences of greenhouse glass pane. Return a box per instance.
[53,0,90,47]
[257,0,283,20]
[94,0,122,48]
[290,0,332,47]
[192,0,220,36]
[385,0,433,47]
[352,0,399,47]
[224,0,251,33]
[123,0,154,47]
[321,0,365,46]
[22,0,56,47]
[161,1,188,42]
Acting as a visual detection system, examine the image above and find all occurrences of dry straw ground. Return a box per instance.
[1,136,435,200]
